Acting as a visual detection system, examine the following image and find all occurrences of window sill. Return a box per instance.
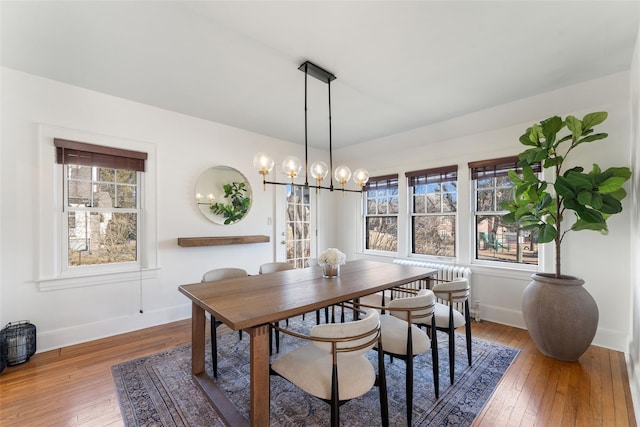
[37,267,160,292]
[469,261,537,280]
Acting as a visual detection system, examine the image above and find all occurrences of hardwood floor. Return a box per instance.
[0,319,636,426]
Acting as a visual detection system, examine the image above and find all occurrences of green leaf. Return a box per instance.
[565,116,582,138]
[537,224,557,243]
[581,111,607,131]
[541,116,563,136]
[538,193,552,210]
[522,165,538,183]
[599,194,623,214]
[565,171,594,191]
[571,219,608,232]
[520,131,537,147]
[606,166,632,180]
[578,133,607,144]
[543,157,562,168]
[608,187,627,201]
[598,176,626,193]
[577,206,605,223]
[554,176,576,199]
[577,191,592,206]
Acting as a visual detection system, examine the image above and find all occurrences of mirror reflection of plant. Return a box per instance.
[209,182,250,224]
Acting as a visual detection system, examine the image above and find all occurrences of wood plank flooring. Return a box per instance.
[0,319,635,426]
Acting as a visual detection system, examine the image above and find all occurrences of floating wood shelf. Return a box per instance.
[177,235,270,247]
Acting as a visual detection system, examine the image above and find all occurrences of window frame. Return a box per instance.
[363,174,400,254]
[469,156,541,268]
[406,165,458,258]
[37,125,159,291]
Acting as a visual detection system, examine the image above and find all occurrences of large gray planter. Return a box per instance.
[521,273,598,362]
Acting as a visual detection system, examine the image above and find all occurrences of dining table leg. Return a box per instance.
[191,302,206,374]
[249,324,271,426]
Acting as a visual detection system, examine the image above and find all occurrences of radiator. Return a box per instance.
[391,260,472,307]
[393,259,472,282]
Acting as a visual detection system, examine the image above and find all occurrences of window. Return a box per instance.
[55,138,147,270]
[469,156,540,265]
[364,174,399,252]
[285,184,311,268]
[406,165,457,257]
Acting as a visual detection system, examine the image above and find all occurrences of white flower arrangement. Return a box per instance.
[318,248,346,266]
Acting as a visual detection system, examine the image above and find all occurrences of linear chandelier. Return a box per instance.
[253,61,369,193]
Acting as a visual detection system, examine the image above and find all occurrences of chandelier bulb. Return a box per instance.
[282,156,302,181]
[253,152,274,175]
[309,161,328,182]
[353,168,370,188]
[334,165,352,186]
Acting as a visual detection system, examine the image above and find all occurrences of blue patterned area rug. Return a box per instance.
[112,316,519,426]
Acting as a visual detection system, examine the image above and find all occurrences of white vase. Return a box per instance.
[322,264,340,279]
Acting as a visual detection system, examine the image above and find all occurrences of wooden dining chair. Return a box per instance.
[358,288,439,425]
[270,309,388,427]
[201,267,249,378]
[431,277,472,385]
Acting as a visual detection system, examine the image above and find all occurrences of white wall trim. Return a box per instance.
[36,302,191,353]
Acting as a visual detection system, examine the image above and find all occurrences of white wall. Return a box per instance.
[1,66,635,356]
[628,21,640,420]
[0,67,331,351]
[336,72,634,352]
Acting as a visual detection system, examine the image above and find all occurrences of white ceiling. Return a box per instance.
[2,1,639,149]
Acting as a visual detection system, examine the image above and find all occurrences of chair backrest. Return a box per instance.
[432,277,470,303]
[259,262,294,274]
[306,258,319,267]
[387,288,436,324]
[310,309,380,357]
[201,267,248,282]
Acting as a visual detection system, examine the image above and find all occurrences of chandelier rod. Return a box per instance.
[328,78,334,190]
[303,62,309,187]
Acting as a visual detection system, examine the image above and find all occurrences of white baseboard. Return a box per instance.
[35,303,191,353]
[479,303,627,352]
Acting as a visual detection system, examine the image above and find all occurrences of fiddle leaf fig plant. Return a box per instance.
[210,181,250,224]
[500,112,631,278]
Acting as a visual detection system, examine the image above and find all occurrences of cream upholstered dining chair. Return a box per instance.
[258,262,295,352]
[270,308,388,427]
[259,261,294,274]
[201,267,248,378]
[359,288,439,425]
[304,257,331,324]
[431,277,472,385]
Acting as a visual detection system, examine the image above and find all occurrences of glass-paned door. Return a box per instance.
[285,184,312,268]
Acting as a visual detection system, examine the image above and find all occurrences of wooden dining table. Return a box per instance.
[178,259,436,427]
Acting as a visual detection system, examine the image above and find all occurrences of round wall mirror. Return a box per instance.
[194,166,252,225]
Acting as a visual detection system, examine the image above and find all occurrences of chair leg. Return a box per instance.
[330,363,339,427]
[238,330,242,340]
[448,328,455,385]
[316,309,321,325]
[465,301,472,366]
[431,324,439,399]
[377,344,389,427]
[448,305,455,385]
[274,321,280,354]
[211,317,218,378]
[406,325,414,425]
